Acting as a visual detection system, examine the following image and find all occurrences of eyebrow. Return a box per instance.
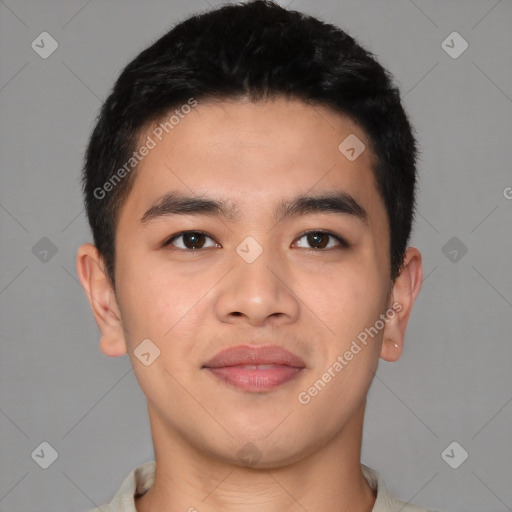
[140,190,368,226]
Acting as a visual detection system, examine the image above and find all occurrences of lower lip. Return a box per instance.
[205,365,304,392]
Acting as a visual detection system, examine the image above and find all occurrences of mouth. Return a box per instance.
[202,345,306,392]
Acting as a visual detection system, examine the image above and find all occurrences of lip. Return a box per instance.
[202,345,305,392]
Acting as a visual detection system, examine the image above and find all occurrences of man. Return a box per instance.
[77,1,434,510]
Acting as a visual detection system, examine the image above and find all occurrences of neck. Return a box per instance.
[135,403,375,512]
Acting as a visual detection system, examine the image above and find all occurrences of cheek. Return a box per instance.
[114,248,177,340]
[318,262,387,341]
[116,249,213,367]
[116,262,199,395]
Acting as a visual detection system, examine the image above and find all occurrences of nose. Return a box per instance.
[214,242,300,327]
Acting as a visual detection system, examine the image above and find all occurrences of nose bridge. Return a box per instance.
[215,234,299,325]
[236,235,280,289]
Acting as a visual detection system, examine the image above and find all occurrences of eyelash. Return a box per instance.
[162,230,350,251]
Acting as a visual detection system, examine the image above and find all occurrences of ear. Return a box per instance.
[380,247,423,362]
[76,243,128,357]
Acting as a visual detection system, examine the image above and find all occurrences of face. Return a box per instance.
[80,97,419,468]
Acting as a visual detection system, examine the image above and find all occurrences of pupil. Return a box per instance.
[185,232,203,249]
[308,232,327,249]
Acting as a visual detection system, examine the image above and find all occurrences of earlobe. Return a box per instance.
[380,247,423,362]
[380,336,403,362]
[76,243,127,357]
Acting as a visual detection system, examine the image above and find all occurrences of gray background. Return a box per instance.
[0,0,511,511]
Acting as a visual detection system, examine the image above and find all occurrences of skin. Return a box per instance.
[77,97,422,512]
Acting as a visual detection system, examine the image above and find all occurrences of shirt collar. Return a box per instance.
[105,460,418,512]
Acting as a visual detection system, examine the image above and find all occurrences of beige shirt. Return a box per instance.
[88,461,437,512]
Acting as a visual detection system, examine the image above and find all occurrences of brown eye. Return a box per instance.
[294,230,348,250]
[164,231,218,250]
[307,232,329,249]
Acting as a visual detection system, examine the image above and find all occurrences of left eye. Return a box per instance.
[294,231,348,250]
[164,231,218,250]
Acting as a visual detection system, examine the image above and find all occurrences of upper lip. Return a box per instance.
[203,345,306,369]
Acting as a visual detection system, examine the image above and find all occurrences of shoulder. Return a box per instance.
[361,464,438,512]
[85,460,156,512]
[391,497,439,512]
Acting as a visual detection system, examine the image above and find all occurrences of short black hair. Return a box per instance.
[82,0,418,288]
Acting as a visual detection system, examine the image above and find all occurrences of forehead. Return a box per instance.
[118,98,386,228]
